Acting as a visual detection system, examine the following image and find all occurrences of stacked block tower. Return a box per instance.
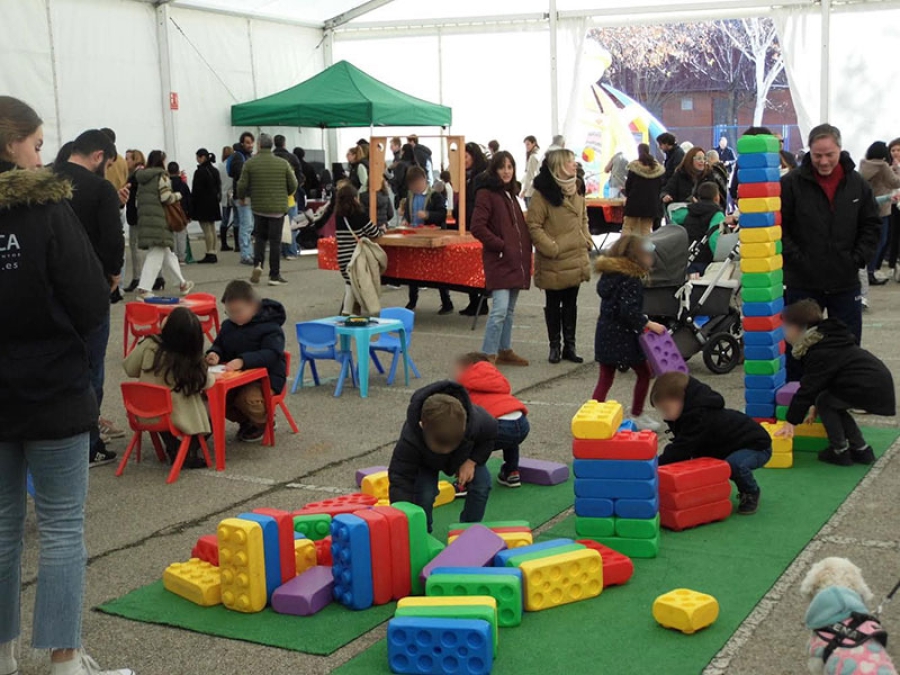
[736,133,787,421]
[571,400,660,558]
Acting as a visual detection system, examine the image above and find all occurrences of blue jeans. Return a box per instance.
[725,447,772,494]
[85,311,110,455]
[282,205,299,258]
[784,286,861,381]
[0,433,89,649]
[414,464,492,532]
[495,415,529,473]
[482,289,519,355]
[236,202,254,261]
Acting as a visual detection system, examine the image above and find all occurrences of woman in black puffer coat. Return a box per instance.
[191,148,222,264]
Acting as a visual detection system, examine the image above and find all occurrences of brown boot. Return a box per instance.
[497,349,529,366]
[486,354,497,365]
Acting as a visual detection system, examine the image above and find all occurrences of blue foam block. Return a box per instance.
[573,458,657,480]
[388,617,493,674]
[743,327,784,346]
[740,212,778,228]
[330,514,374,610]
[745,388,777,404]
[574,497,615,518]
[745,370,787,390]
[613,496,660,519]
[493,539,576,567]
[744,343,782,360]
[746,403,776,418]
[738,152,780,169]
[743,297,784,317]
[236,512,281,602]
[738,168,781,184]
[294,532,308,540]
[574,477,658,500]
[618,419,638,432]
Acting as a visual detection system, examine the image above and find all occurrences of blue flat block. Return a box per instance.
[744,343,782,360]
[236,512,281,602]
[738,152,780,169]
[575,477,658,500]
[614,496,660,519]
[388,617,493,674]
[573,458,657,480]
[739,212,778,228]
[618,419,637,432]
[294,532,308,540]
[745,388,777,404]
[745,370,787,390]
[738,168,781,184]
[743,298,784,317]
[743,327,785,346]
[493,539,576,567]
[330,514,374,610]
[746,403,776,418]
[574,497,615,518]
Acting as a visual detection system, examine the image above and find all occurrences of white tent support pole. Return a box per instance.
[820,0,831,122]
[322,29,339,167]
[438,27,446,171]
[44,0,62,151]
[549,0,559,135]
[156,3,177,155]
[325,0,396,29]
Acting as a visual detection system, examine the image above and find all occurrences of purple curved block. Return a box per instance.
[639,331,689,378]
[355,466,388,487]
[518,458,570,485]
[271,566,334,616]
[776,382,799,406]
[420,525,506,584]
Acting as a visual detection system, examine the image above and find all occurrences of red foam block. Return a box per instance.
[743,315,782,332]
[354,509,393,606]
[659,481,732,511]
[294,493,378,517]
[191,534,218,566]
[737,182,781,198]
[657,458,732,493]
[373,506,412,600]
[314,536,333,566]
[253,507,296,583]
[576,539,634,586]
[660,499,733,532]
[572,430,658,461]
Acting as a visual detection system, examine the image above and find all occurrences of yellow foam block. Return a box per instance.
[520,549,603,611]
[449,530,534,547]
[217,518,267,613]
[653,588,719,634]
[764,452,793,469]
[376,498,391,506]
[739,226,781,244]
[571,400,624,440]
[294,538,317,574]
[163,558,221,607]
[361,470,390,500]
[398,595,498,613]
[741,242,778,259]
[795,421,827,438]
[434,481,455,508]
[738,197,782,213]
[740,255,782,273]
[760,422,794,454]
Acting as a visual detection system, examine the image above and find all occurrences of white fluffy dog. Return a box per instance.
[801,557,896,674]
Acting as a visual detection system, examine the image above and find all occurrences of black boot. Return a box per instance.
[545,305,562,364]
[220,225,233,251]
[153,277,165,291]
[124,279,140,293]
[561,300,584,364]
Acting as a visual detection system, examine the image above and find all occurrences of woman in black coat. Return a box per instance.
[391,143,417,208]
[622,143,665,236]
[191,148,222,264]
[456,142,491,316]
[661,147,727,207]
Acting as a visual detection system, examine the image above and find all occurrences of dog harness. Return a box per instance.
[815,611,889,663]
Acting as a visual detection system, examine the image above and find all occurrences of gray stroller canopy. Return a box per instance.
[647,225,689,288]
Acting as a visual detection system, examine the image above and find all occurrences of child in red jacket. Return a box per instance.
[454,353,530,487]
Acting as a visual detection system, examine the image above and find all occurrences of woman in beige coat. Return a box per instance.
[526,148,593,364]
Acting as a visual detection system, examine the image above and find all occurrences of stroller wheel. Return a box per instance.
[703,332,742,374]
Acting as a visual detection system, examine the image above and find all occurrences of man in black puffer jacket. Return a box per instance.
[389,381,498,532]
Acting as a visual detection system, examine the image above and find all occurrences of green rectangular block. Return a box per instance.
[292,514,332,541]
[614,514,660,540]
[793,436,828,453]
[736,135,780,154]
[744,358,783,375]
[393,501,431,595]
[742,269,784,288]
[395,605,499,653]
[743,285,783,303]
[596,534,660,559]
[504,543,585,568]
[426,573,523,627]
[425,534,445,560]
[776,405,788,420]
[574,516,615,538]
[448,520,530,532]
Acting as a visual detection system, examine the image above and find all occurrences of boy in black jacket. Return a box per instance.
[206,280,286,443]
[652,372,772,515]
[777,299,895,466]
[389,381,498,532]
[682,181,728,277]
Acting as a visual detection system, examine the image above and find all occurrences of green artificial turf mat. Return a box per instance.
[96,458,573,655]
[335,426,899,675]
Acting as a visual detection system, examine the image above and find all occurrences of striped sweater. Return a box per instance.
[337,210,381,281]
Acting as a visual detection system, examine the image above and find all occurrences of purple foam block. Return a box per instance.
[517,458,570,486]
[419,525,507,584]
[271,566,334,616]
[776,382,799,406]
[639,331,689,378]
[355,466,388,488]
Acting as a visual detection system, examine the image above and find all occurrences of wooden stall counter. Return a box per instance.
[377,228,477,248]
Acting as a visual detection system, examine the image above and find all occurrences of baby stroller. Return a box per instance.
[643,224,743,374]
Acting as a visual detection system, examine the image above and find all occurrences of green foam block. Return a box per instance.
[292,514,332,541]
[793,436,828,453]
[426,573,523,627]
[742,269,784,288]
[736,135,780,154]
[425,534,445,560]
[574,516,615,538]
[596,534,660,558]
[744,358,783,375]
[614,514,660,540]
[393,502,431,595]
[743,285,783,303]
[395,605,499,653]
[504,543,585,568]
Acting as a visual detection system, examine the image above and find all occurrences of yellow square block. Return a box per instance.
[760,422,794,454]
[519,549,602,611]
[398,595,498,612]
[738,197,782,213]
[653,588,719,634]
[795,421,827,438]
[571,400,624,440]
[217,518,267,613]
[740,255,782,274]
[294,538,317,574]
[739,226,781,243]
[434,480,455,508]
[376,498,391,506]
[361,471,390,500]
[765,452,793,469]
[163,558,221,607]
[741,242,778,259]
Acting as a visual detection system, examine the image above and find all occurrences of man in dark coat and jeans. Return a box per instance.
[781,123,882,380]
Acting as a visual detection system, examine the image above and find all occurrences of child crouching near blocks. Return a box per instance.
[651,372,772,515]
[389,381,498,532]
[776,299,895,466]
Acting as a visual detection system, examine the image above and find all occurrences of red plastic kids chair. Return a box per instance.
[118,382,213,484]
[184,292,221,343]
[265,352,300,445]
[123,303,161,357]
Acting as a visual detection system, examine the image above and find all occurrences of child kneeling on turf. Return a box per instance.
[651,372,772,515]
[454,353,529,488]
[388,381,498,532]
[206,280,286,443]
[776,299,895,466]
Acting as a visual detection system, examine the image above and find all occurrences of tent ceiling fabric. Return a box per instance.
[230,60,452,128]
[167,0,374,25]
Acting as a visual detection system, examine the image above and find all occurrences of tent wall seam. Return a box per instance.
[44,0,62,151]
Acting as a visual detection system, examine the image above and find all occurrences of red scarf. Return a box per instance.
[814,162,844,206]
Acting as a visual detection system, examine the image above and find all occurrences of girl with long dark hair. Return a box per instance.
[458,142,491,316]
[622,143,665,236]
[334,182,382,314]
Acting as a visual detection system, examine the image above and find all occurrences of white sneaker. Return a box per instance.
[250,265,262,284]
[179,280,194,296]
[631,413,662,433]
[0,639,17,675]
[51,651,134,675]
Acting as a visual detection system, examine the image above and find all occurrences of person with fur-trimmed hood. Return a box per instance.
[622,143,665,236]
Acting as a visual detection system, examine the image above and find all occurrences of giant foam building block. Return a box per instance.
[314,536,333,566]
[575,516,615,538]
[745,370,787,390]
[571,400,624,440]
[392,502,431,595]
[776,381,799,406]
[387,617,493,674]
[373,505,412,600]
[361,470,390,500]
[745,388,778,405]
[428,567,524,596]
[252,508,296,584]
[421,525,507,583]
[614,496,660,519]
[639,330,689,378]
[595,533,659,559]
[576,540,635,586]
[271,566,334,616]
[434,481,455,508]
[217,518,268,613]
[516,458,570,485]
[744,356,785,376]
[744,327,784,346]
[744,343,784,361]
[355,465,388,487]
[294,538,318,575]
[741,241,780,259]
[426,534,445,561]
[761,421,794,454]
[574,497,614,518]
[736,135,780,154]
[735,152,780,169]
[353,509,393,605]
[659,482,732,511]
[236,513,281,602]
[191,534,219,567]
[448,520,531,533]
[492,538,580,568]
[765,452,793,468]
[519,549,603,611]
[615,514,661,540]
[657,457,731,493]
[574,457,657,480]
[426,572,522,627]
[575,476,659,500]
[395,604,499,654]
[330,513,374,610]
[572,430,658,461]
[741,255,783,274]
[743,315,782,332]
[454,530,531,550]
[503,543,586,569]
[163,558,221,607]
[743,298,784,317]
[738,168,781,185]
[738,197,782,213]
[294,493,378,518]
[293,513,332,541]
[746,403,777,419]
[737,181,780,198]
[740,227,782,246]
[660,500,733,531]
[653,588,720,634]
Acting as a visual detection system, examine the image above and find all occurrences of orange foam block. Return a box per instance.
[572,430,658,461]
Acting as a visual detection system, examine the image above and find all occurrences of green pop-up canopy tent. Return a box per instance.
[231,60,451,128]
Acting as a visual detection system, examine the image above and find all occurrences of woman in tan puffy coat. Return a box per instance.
[526,148,593,364]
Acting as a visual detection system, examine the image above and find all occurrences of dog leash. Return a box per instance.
[876,578,900,618]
